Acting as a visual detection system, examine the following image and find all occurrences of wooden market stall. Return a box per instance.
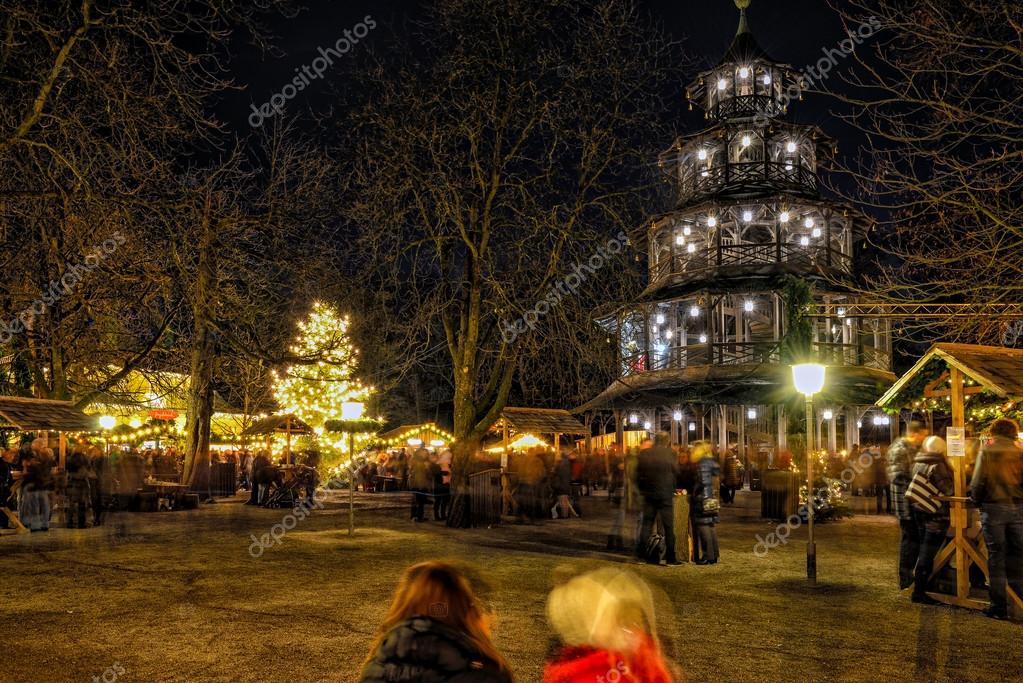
[374,423,455,450]
[0,396,97,469]
[877,343,1023,612]
[240,414,313,465]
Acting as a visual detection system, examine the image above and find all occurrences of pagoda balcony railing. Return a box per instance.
[680,160,818,204]
[649,241,852,287]
[619,341,889,377]
[709,94,784,121]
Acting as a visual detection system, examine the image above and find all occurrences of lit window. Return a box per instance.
[742,210,753,222]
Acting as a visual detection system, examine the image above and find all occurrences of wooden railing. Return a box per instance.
[680,160,818,203]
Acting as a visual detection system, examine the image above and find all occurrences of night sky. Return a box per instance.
[224,0,859,147]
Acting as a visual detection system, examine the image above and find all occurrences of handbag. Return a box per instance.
[906,466,941,514]
[702,497,720,515]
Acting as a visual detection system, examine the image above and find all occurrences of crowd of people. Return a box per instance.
[359,560,685,683]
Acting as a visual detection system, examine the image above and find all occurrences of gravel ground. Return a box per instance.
[1,490,1021,683]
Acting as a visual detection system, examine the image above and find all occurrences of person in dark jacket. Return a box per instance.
[888,420,929,589]
[428,452,449,521]
[18,451,54,532]
[248,451,273,506]
[360,561,513,683]
[636,433,681,565]
[970,418,1023,620]
[408,449,432,522]
[908,436,954,605]
[552,451,577,519]
[692,442,720,565]
[65,447,93,529]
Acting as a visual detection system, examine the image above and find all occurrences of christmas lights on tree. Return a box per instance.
[273,301,374,431]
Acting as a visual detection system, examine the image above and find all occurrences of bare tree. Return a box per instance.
[338,0,682,478]
[827,0,1023,342]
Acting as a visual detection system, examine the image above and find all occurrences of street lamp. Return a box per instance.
[792,363,825,584]
[340,401,365,536]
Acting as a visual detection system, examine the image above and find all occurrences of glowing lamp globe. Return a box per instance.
[99,415,116,430]
[341,402,365,420]
[792,363,826,396]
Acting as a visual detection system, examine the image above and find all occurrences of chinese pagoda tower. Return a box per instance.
[581,0,896,459]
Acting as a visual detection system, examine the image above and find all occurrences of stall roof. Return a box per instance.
[878,343,1023,408]
[240,414,313,436]
[498,407,588,435]
[0,396,97,432]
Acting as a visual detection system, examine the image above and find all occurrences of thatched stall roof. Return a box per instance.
[877,343,1023,409]
[0,396,96,432]
[240,414,313,436]
[497,407,587,435]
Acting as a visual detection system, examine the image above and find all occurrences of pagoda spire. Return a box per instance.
[735,0,751,36]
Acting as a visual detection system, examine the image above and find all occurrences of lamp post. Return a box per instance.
[341,402,365,536]
[792,363,825,584]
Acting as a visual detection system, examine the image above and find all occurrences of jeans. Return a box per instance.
[980,503,1023,612]
[899,518,922,589]
[640,498,676,563]
[696,523,719,563]
[410,491,427,521]
[876,486,892,514]
[19,488,51,531]
[913,511,948,596]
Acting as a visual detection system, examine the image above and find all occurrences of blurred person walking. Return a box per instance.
[636,433,681,566]
[360,561,513,682]
[543,567,679,683]
[970,418,1023,620]
[888,421,930,589]
[692,442,720,565]
[65,447,93,529]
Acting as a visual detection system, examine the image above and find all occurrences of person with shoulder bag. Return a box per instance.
[905,436,954,604]
[691,442,720,565]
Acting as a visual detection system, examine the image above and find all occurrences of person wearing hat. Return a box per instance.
[908,435,954,605]
[543,568,678,683]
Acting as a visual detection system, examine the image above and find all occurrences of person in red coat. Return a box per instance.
[543,567,683,683]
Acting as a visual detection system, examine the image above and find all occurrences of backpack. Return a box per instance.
[906,465,941,514]
[644,532,665,563]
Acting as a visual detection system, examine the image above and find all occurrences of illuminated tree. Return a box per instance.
[273,302,373,430]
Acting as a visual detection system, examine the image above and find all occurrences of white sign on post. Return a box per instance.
[946,427,965,458]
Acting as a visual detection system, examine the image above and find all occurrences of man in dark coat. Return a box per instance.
[970,418,1023,620]
[636,432,681,565]
[0,449,13,529]
[888,420,929,589]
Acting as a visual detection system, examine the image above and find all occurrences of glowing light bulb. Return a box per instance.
[706,216,717,227]
[812,227,822,238]
[762,74,772,85]
[690,305,700,317]
[804,217,814,229]
[779,211,790,222]
[676,234,685,246]
[741,135,751,147]
[665,329,673,339]
[697,148,708,160]
[787,141,798,153]
[823,409,833,421]
[739,66,750,79]
[643,421,652,430]
[717,78,727,90]
[742,210,753,222]
[683,226,692,236]
[800,235,810,246]
[747,408,757,420]
[656,314,665,325]
[744,300,754,312]
[629,414,638,424]
[673,410,683,421]
[699,334,708,343]
[686,243,696,253]
[785,163,794,171]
